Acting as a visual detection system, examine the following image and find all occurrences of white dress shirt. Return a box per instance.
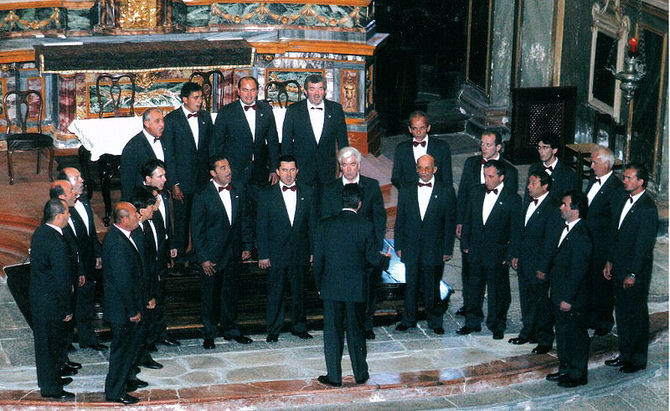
[148,219,159,252]
[480,153,501,184]
[412,136,429,162]
[308,101,325,144]
[182,106,200,149]
[73,199,90,235]
[115,224,138,251]
[240,100,256,142]
[212,180,232,224]
[524,191,549,226]
[342,175,360,185]
[67,217,77,237]
[417,176,435,221]
[157,195,167,231]
[482,182,503,225]
[46,223,63,236]
[558,218,580,247]
[618,190,644,229]
[280,182,297,226]
[586,170,613,205]
[542,157,558,176]
[143,130,164,161]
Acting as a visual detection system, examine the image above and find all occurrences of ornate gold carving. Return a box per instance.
[118,0,158,29]
[0,8,60,30]
[340,69,358,113]
[211,3,362,27]
[135,72,160,89]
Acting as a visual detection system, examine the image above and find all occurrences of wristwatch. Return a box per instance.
[629,273,636,279]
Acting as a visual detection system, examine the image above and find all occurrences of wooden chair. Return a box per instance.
[2,90,54,185]
[95,73,136,118]
[189,70,223,112]
[264,80,302,108]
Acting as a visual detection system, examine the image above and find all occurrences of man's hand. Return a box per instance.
[443,254,452,262]
[129,312,142,323]
[201,260,216,276]
[510,258,519,270]
[310,254,313,264]
[536,270,546,280]
[268,172,279,185]
[603,261,612,280]
[146,298,156,309]
[242,250,251,260]
[259,259,271,269]
[78,275,86,287]
[395,250,402,258]
[63,314,73,322]
[455,224,462,239]
[172,185,184,202]
[170,249,178,259]
[623,275,636,289]
[95,257,102,270]
[559,301,572,312]
[462,249,469,254]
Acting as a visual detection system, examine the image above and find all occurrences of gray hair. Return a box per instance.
[338,146,362,164]
[592,145,615,168]
[142,108,162,123]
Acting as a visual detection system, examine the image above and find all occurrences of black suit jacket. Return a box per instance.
[102,225,143,323]
[152,190,172,273]
[313,210,389,302]
[608,192,658,284]
[461,184,522,267]
[517,196,561,283]
[132,222,158,306]
[282,99,349,185]
[191,182,253,268]
[394,181,456,266]
[69,199,101,281]
[391,137,453,189]
[257,183,316,268]
[584,174,625,267]
[164,107,212,194]
[541,219,592,309]
[320,176,386,248]
[212,100,279,186]
[120,131,167,201]
[29,224,72,321]
[456,155,519,224]
[525,160,577,203]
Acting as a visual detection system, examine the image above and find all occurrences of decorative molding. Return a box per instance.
[183,0,371,6]
[0,7,62,31]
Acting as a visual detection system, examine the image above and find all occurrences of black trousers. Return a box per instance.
[32,315,67,396]
[590,254,614,331]
[75,279,99,347]
[517,268,554,346]
[323,299,368,384]
[464,258,511,333]
[401,263,443,329]
[105,321,139,399]
[614,279,650,367]
[200,263,242,340]
[554,308,589,379]
[364,264,381,332]
[172,192,194,258]
[147,273,168,345]
[266,265,307,335]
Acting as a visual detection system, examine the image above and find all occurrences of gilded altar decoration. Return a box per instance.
[210,3,365,29]
[135,72,160,89]
[366,64,374,110]
[340,70,358,113]
[119,0,158,30]
[0,8,61,32]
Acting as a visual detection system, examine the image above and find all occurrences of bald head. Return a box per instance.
[49,180,76,207]
[416,154,437,183]
[60,167,85,196]
[113,202,140,231]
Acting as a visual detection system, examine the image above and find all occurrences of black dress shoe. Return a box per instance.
[594,327,610,336]
[317,375,342,387]
[493,331,504,340]
[395,323,409,332]
[203,339,215,349]
[147,343,158,352]
[140,358,163,369]
[355,373,370,384]
[456,326,481,335]
[508,337,529,345]
[558,376,587,387]
[65,360,82,369]
[266,334,279,343]
[106,394,140,405]
[42,390,75,399]
[532,345,552,354]
[605,357,625,367]
[455,306,467,316]
[432,327,445,335]
[224,335,253,344]
[60,377,73,386]
[59,365,78,377]
[159,337,181,346]
[291,330,313,339]
[365,330,376,340]
[129,378,148,388]
[545,372,566,382]
[620,364,646,373]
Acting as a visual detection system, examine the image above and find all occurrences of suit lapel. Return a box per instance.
[525,197,550,227]
[70,207,88,239]
[424,182,439,218]
[484,188,507,228]
[230,188,239,226]
[618,194,645,230]
[300,101,318,144]
[235,102,254,143]
[293,187,307,228]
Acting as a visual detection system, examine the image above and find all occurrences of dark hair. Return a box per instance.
[43,198,67,224]
[564,190,588,218]
[142,158,167,180]
[304,74,326,90]
[277,154,298,169]
[130,186,157,211]
[482,129,503,146]
[537,132,559,149]
[208,154,229,171]
[237,76,259,89]
[408,110,430,125]
[180,82,203,100]
[48,182,67,200]
[342,183,363,209]
[625,162,649,188]
[483,159,506,177]
[528,169,552,191]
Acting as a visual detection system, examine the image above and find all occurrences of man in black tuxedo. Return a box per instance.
[603,163,658,374]
[30,199,74,400]
[509,170,560,354]
[313,184,390,387]
[164,82,213,262]
[584,146,625,336]
[103,203,143,405]
[120,108,166,201]
[321,147,386,339]
[191,155,254,348]
[391,110,452,189]
[140,159,181,350]
[58,167,106,352]
[539,191,592,388]
[524,133,577,203]
[459,160,522,339]
[257,154,316,342]
[212,76,280,202]
[394,154,456,335]
[455,129,518,316]
[282,74,349,192]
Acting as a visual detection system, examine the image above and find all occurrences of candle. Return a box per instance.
[629,37,638,54]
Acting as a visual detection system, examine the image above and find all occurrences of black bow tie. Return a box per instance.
[153,137,160,144]
[310,106,323,111]
[244,104,257,111]
[486,188,498,195]
[628,195,634,203]
[564,223,570,232]
[418,182,432,188]
[413,140,426,147]
[218,184,232,192]
[187,112,198,119]
[595,177,601,185]
[531,198,538,206]
[544,165,553,172]
[282,185,296,192]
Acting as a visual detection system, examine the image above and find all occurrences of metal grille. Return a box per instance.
[526,101,565,148]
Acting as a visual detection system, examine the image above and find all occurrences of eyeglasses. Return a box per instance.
[537,145,552,151]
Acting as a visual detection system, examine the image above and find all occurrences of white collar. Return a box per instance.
[543,157,558,168]
[308,101,325,110]
[629,189,645,203]
[342,207,357,213]
[182,105,197,117]
[46,223,63,235]
[342,175,360,185]
[114,224,133,239]
[533,191,549,204]
[418,176,435,186]
[143,129,159,143]
[565,218,581,231]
